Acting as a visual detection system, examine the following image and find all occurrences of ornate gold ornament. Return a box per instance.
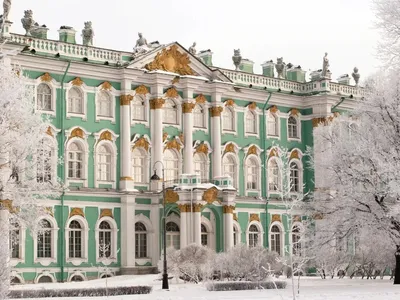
[120,176,133,181]
[46,126,53,137]
[271,214,281,222]
[269,148,278,158]
[249,213,260,222]
[70,207,85,218]
[290,149,299,160]
[163,132,168,142]
[290,108,299,116]
[269,105,278,114]
[44,207,54,217]
[202,187,219,204]
[145,44,195,75]
[101,81,112,91]
[195,94,207,104]
[166,87,179,98]
[71,77,84,86]
[312,117,326,128]
[40,72,52,82]
[223,205,235,214]
[247,145,258,156]
[224,99,235,107]
[100,130,112,141]
[132,137,149,152]
[70,128,84,139]
[178,204,192,212]
[172,76,180,84]
[120,94,133,106]
[182,102,195,113]
[248,102,257,110]
[150,98,165,109]
[0,199,18,213]
[313,213,323,220]
[135,85,149,95]
[195,143,209,155]
[193,203,203,212]
[233,213,238,221]
[165,190,179,204]
[224,143,236,154]
[100,208,113,219]
[210,106,223,117]
[293,215,301,222]
[164,139,181,152]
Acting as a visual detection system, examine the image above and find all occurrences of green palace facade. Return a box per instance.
[0,15,363,284]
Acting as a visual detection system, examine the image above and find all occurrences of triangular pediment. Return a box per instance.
[127,42,231,82]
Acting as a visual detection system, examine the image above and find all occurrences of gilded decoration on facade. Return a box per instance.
[271,214,281,222]
[290,149,299,160]
[166,87,179,98]
[101,81,112,91]
[248,102,257,110]
[249,213,260,222]
[120,94,133,106]
[45,207,54,217]
[202,187,219,204]
[70,128,84,139]
[195,94,207,104]
[293,215,301,222]
[164,139,181,152]
[179,132,184,143]
[165,190,179,204]
[224,99,235,107]
[135,85,149,95]
[99,131,112,142]
[0,199,18,213]
[193,203,203,212]
[40,72,52,82]
[144,44,195,76]
[210,106,223,117]
[247,145,258,156]
[195,143,209,155]
[70,207,85,218]
[150,98,165,109]
[269,148,278,158]
[224,143,236,154]
[100,208,113,219]
[223,205,235,214]
[269,105,278,114]
[233,213,238,221]
[178,204,192,212]
[46,126,53,137]
[133,137,149,152]
[120,176,133,181]
[71,77,84,86]
[290,108,299,116]
[182,102,195,113]
[163,132,168,142]
[172,76,180,84]
[312,113,340,127]
[313,213,323,220]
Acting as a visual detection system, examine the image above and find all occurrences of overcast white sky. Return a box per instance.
[8,0,380,81]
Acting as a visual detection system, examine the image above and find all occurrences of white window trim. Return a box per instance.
[64,127,91,188]
[193,151,210,181]
[65,215,90,266]
[163,147,183,185]
[246,221,264,247]
[34,79,59,116]
[10,271,25,284]
[288,157,303,195]
[68,271,87,282]
[286,113,302,142]
[131,92,150,127]
[95,87,118,124]
[65,84,89,120]
[35,272,56,284]
[131,134,151,186]
[269,221,284,256]
[135,214,154,264]
[192,103,210,133]
[93,130,119,189]
[233,220,242,246]
[10,223,26,267]
[266,111,281,140]
[290,221,304,256]
[162,96,182,130]
[165,214,181,250]
[95,216,118,264]
[33,215,59,266]
[221,105,238,135]
[244,154,262,196]
[267,155,282,195]
[244,108,261,138]
[222,152,239,190]
[35,131,59,186]
[201,212,215,251]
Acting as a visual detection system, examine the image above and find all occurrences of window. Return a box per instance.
[37,140,53,183]
[98,145,111,181]
[246,158,258,190]
[268,159,280,192]
[288,116,298,139]
[132,148,146,183]
[233,226,239,246]
[193,104,205,128]
[37,220,52,258]
[246,111,257,134]
[68,142,83,179]
[38,275,53,283]
[268,114,279,136]
[9,220,20,259]
[222,107,234,131]
[271,225,281,255]
[68,87,83,114]
[163,99,178,124]
[132,95,145,121]
[164,149,179,184]
[166,222,180,249]
[201,224,208,246]
[98,91,112,117]
[68,220,82,258]
[37,83,52,111]
[292,226,301,256]
[10,277,22,285]
[248,225,259,247]
[223,154,237,188]
[99,221,112,258]
[290,162,300,192]
[70,275,84,282]
[135,222,147,258]
[194,153,207,181]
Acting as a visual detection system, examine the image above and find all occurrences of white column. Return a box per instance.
[193,204,202,245]
[210,106,223,178]
[150,199,160,267]
[179,205,188,248]
[0,208,10,282]
[151,98,164,178]
[223,206,234,250]
[120,196,135,269]
[182,103,194,174]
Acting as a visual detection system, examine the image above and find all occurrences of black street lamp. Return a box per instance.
[151,161,169,290]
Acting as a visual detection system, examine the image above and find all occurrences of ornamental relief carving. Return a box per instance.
[195,94,207,104]
[135,85,149,95]
[224,99,235,107]
[99,130,112,142]
[209,106,223,117]
[40,72,52,82]
[165,87,179,98]
[164,139,182,152]
[182,102,195,113]
[132,137,150,152]
[70,207,85,218]
[224,143,236,154]
[268,148,278,158]
[165,190,179,204]
[69,128,84,139]
[271,214,281,223]
[195,143,209,155]
[269,105,279,114]
[247,102,257,110]
[0,199,18,213]
[100,208,113,219]
[101,81,112,91]
[150,98,165,109]
[120,94,133,106]
[46,126,53,137]
[247,145,258,156]
[249,213,260,222]
[202,187,219,204]
[223,205,235,214]
[290,149,299,160]
[193,203,203,212]
[71,77,84,86]
[290,108,299,116]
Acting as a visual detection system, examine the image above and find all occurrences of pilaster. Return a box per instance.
[150,84,165,178]
[182,99,195,174]
[193,203,203,245]
[223,205,235,250]
[178,204,189,248]
[120,196,135,269]
[210,105,223,179]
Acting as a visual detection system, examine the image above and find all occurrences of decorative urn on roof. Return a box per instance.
[232,49,242,71]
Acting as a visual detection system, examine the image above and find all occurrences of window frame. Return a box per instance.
[96,90,114,120]
[269,222,284,256]
[268,157,282,193]
[65,215,89,266]
[131,147,148,185]
[65,86,88,120]
[131,94,148,123]
[135,222,148,258]
[95,86,118,124]
[35,81,57,116]
[164,149,180,185]
[163,98,179,125]
[222,153,238,189]
[245,109,259,137]
[166,221,180,250]
[246,221,263,248]
[95,216,118,264]
[193,152,209,182]
[267,111,280,139]
[9,220,26,266]
[291,223,303,256]
[244,155,261,195]
[33,216,59,266]
[222,106,236,134]
[287,115,301,141]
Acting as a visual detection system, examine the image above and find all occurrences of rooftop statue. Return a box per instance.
[21,9,34,36]
[189,42,196,55]
[352,67,360,86]
[2,0,11,21]
[321,52,330,78]
[232,49,242,71]
[135,32,148,47]
[275,57,285,79]
[82,21,94,46]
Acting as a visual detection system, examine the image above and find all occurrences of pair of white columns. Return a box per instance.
[179,204,202,248]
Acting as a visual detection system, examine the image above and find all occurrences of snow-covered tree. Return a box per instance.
[307,69,400,284]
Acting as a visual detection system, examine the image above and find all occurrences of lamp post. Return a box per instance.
[151,161,169,290]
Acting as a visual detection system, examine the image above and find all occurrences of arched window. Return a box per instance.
[10,277,22,285]
[70,275,84,282]
[135,222,147,258]
[37,139,53,183]
[131,95,145,121]
[38,275,53,283]
[68,220,82,258]
[37,83,52,111]
[193,153,207,181]
[132,148,146,183]
[9,220,20,259]
[97,145,112,181]
[37,220,52,258]
[246,111,257,134]
[268,159,280,192]
[268,113,278,136]
[201,224,208,246]
[222,107,234,131]
[193,104,205,128]
[98,91,112,117]
[271,225,282,255]
[68,142,83,179]
[288,116,298,139]
[99,221,112,258]
[248,225,259,247]
[233,225,239,246]
[290,162,300,192]
[164,149,179,183]
[246,157,259,190]
[223,154,237,188]
[163,99,178,124]
[68,87,83,114]
[166,222,180,249]
[292,225,301,256]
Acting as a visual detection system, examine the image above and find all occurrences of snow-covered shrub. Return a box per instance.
[206,281,287,291]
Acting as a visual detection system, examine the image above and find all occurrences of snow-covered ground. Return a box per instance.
[11,275,400,300]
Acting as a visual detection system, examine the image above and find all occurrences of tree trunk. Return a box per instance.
[394,245,400,285]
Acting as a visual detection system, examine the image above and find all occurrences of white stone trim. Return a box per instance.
[192,102,210,133]
[33,77,59,116]
[233,220,242,245]
[244,107,261,138]
[246,220,264,247]
[95,216,118,264]
[131,91,150,127]
[244,154,262,196]
[201,211,215,251]
[35,272,57,283]
[162,93,182,130]
[269,221,285,256]
[135,214,154,261]
[95,84,119,124]
[33,215,59,266]
[266,110,281,140]
[10,271,25,284]
[286,113,302,142]
[221,104,238,136]
[65,215,90,266]
[10,222,27,267]
[65,83,89,121]
[68,271,87,282]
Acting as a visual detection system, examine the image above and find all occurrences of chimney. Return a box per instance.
[58,26,77,44]
[261,60,275,77]
[239,59,254,73]
[198,49,213,66]
[337,74,350,85]
[286,65,306,83]
[31,24,49,39]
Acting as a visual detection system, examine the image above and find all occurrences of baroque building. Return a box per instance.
[0,18,363,284]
